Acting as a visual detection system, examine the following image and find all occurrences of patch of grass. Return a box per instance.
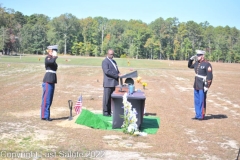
[22,136,31,141]
[0,55,176,69]
[0,136,48,152]
[0,56,239,159]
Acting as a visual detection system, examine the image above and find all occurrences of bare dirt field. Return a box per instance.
[0,58,240,160]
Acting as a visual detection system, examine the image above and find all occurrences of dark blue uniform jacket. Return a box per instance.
[43,55,58,83]
[188,59,213,90]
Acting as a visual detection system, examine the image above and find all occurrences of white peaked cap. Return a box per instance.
[195,50,206,54]
[47,45,58,50]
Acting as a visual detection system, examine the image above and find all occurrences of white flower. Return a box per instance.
[133,131,140,135]
[127,125,134,132]
[129,123,138,130]
[125,103,132,110]
[132,108,138,115]
[123,93,128,103]
[122,93,147,136]
[139,132,148,136]
[130,117,138,123]
[133,131,148,136]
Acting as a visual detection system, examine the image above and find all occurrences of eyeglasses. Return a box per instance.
[197,54,203,57]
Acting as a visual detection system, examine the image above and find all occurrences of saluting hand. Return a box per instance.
[190,55,196,60]
[52,50,58,57]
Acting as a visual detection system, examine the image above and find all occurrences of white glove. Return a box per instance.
[52,50,58,57]
[190,55,196,60]
[204,87,208,92]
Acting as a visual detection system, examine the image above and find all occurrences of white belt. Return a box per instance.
[195,74,206,81]
[46,70,56,73]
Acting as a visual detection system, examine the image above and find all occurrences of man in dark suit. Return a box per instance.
[102,49,121,116]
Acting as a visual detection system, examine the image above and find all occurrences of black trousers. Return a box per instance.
[103,87,115,115]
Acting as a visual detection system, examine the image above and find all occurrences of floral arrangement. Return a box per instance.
[142,82,148,89]
[136,76,148,89]
[121,93,147,136]
[136,76,142,83]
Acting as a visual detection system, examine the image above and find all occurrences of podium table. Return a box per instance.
[111,91,146,129]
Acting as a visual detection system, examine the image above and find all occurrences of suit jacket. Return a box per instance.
[102,57,119,87]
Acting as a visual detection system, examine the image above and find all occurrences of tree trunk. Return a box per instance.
[159,40,161,60]
[136,46,138,59]
[101,26,104,56]
[64,34,67,55]
[151,48,152,59]
[208,39,211,55]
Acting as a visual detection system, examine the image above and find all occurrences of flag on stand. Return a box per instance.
[74,95,82,115]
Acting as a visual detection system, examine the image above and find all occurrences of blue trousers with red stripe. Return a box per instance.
[194,89,207,119]
[41,83,55,119]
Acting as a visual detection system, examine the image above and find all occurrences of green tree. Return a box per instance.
[121,20,150,58]
[20,24,33,53]
[178,23,188,60]
[186,21,203,51]
[19,14,49,54]
[149,17,166,59]
[182,37,192,60]
[49,13,81,54]
[80,17,98,56]
[107,19,127,57]
[173,38,180,60]
[144,35,160,59]
[0,27,10,54]
[14,11,27,27]
[94,17,108,56]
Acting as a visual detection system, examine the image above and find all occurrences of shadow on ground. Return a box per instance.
[144,112,157,116]
[52,116,69,121]
[204,114,228,120]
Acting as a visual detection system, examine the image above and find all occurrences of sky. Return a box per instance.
[1,0,240,29]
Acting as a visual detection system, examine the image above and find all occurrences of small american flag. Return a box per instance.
[74,95,82,115]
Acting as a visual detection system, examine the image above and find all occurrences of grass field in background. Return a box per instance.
[0,54,177,69]
[0,54,239,159]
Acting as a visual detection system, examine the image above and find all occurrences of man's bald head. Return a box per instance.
[107,49,114,59]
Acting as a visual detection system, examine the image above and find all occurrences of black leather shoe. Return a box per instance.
[192,117,203,121]
[103,114,111,117]
[41,118,46,120]
[45,118,52,121]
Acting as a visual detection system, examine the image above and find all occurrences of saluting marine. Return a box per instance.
[188,50,213,120]
[40,45,58,121]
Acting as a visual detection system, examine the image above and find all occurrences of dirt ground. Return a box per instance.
[0,59,239,160]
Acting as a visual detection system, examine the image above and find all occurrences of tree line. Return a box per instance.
[1,5,240,62]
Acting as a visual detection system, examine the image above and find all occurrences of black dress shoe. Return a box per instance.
[192,117,203,121]
[103,114,111,117]
[192,117,201,120]
[41,118,52,121]
[45,118,52,121]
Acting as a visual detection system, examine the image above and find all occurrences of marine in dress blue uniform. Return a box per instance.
[188,50,213,120]
[40,45,58,121]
